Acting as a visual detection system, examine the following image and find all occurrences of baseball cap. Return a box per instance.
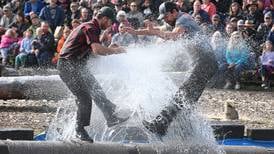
[98,6,117,22]
[158,2,178,20]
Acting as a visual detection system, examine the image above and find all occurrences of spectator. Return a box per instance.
[189,0,210,23]
[0,29,18,65]
[116,10,130,26]
[230,17,239,30]
[80,7,92,23]
[211,31,227,66]
[175,0,191,13]
[224,23,236,39]
[27,13,41,37]
[39,0,65,32]
[71,19,81,30]
[227,2,245,21]
[201,0,217,18]
[244,0,264,28]
[9,12,30,38]
[7,0,24,14]
[243,20,258,55]
[237,19,245,32]
[52,26,71,65]
[15,29,36,69]
[257,11,273,45]
[223,31,250,90]
[127,2,144,29]
[111,23,136,46]
[140,0,155,17]
[24,0,45,17]
[32,22,55,67]
[259,40,274,89]
[208,14,225,33]
[99,0,115,9]
[0,5,16,30]
[66,2,81,24]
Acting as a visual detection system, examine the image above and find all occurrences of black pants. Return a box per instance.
[57,58,116,127]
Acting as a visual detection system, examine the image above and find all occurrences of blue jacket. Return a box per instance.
[24,0,45,17]
[225,47,249,65]
[39,5,65,31]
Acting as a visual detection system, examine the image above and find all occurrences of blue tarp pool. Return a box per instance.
[34,132,274,149]
[218,138,274,149]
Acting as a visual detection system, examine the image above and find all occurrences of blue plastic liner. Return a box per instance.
[218,138,274,148]
[34,132,46,141]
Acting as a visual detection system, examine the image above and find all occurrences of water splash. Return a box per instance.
[47,38,224,153]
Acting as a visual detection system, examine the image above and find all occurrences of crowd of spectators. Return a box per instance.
[0,0,274,90]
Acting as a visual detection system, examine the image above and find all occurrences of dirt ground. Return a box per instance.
[0,88,273,135]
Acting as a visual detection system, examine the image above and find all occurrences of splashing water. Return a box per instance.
[47,38,224,153]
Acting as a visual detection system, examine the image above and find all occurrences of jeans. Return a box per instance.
[57,58,116,127]
[260,65,274,81]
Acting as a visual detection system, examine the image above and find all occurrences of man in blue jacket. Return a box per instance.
[24,0,45,17]
[39,0,64,32]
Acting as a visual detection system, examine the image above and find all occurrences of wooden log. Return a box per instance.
[0,73,186,100]
[0,140,271,154]
[0,65,59,77]
[0,75,70,100]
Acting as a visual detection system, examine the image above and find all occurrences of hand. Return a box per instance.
[113,46,126,54]
[123,27,136,35]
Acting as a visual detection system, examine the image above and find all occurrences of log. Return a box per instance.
[0,140,271,154]
[0,75,70,100]
[0,65,59,77]
[0,73,186,100]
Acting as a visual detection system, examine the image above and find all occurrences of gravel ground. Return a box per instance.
[0,88,273,135]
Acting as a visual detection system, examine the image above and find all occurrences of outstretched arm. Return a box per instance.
[91,43,125,56]
[125,26,185,40]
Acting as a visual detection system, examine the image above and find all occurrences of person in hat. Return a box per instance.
[244,0,264,28]
[0,5,16,29]
[57,6,132,142]
[257,11,273,45]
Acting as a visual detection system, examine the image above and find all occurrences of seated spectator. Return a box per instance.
[32,22,55,67]
[117,10,130,26]
[39,0,65,32]
[9,12,30,38]
[7,0,24,14]
[223,31,250,90]
[211,31,227,66]
[27,13,41,37]
[66,2,81,24]
[79,7,92,23]
[237,19,245,32]
[189,0,210,23]
[175,0,191,13]
[15,29,36,69]
[0,29,18,65]
[71,19,81,30]
[24,0,45,17]
[201,0,217,18]
[0,5,16,30]
[111,23,136,46]
[52,26,71,65]
[242,20,258,55]
[224,23,236,39]
[227,2,245,21]
[208,14,225,33]
[244,0,264,28]
[127,2,144,29]
[99,0,115,9]
[230,17,239,30]
[140,0,156,17]
[259,40,274,89]
[257,11,273,45]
